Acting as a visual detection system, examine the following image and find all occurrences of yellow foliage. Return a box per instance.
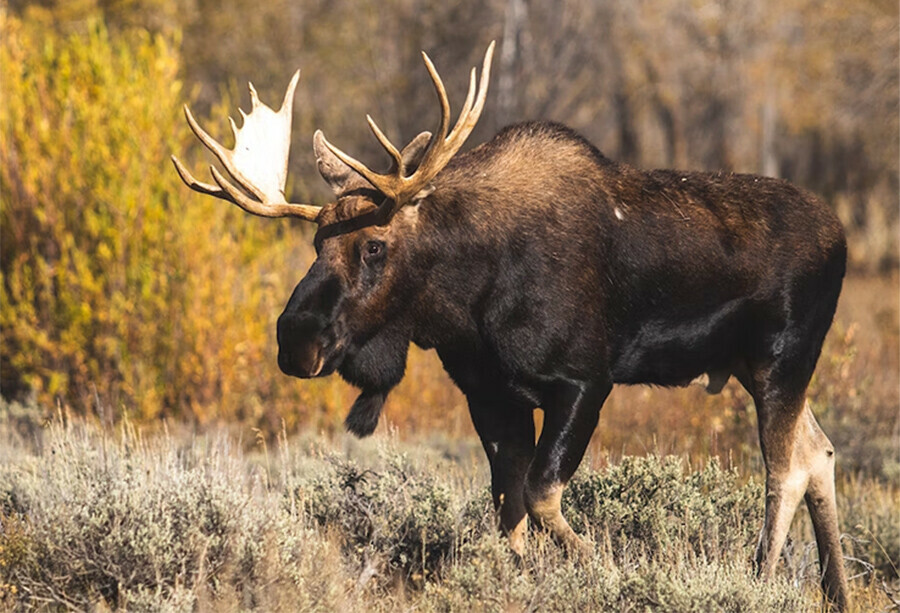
[0,10,467,435]
[10,6,430,440]
[0,513,31,607]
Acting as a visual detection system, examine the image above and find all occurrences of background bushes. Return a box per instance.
[1,16,189,410]
[0,13,359,429]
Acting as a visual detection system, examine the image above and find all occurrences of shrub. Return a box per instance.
[564,455,763,558]
[424,533,811,613]
[294,446,474,584]
[0,418,357,610]
[0,12,355,430]
[835,476,899,581]
[0,412,895,611]
[0,14,191,414]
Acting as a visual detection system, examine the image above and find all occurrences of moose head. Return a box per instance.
[172,43,494,436]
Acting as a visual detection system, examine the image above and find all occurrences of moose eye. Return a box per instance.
[362,240,385,264]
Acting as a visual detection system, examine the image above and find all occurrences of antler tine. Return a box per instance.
[172,70,322,222]
[280,70,301,115]
[318,42,495,211]
[320,134,402,200]
[457,68,478,128]
[413,41,495,191]
[457,45,494,136]
[171,154,237,201]
[473,44,494,116]
[209,165,322,220]
[417,65,477,176]
[366,115,404,175]
[421,51,452,144]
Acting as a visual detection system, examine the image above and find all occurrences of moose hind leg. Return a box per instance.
[524,380,610,555]
[802,401,848,611]
[754,395,808,583]
[752,387,848,611]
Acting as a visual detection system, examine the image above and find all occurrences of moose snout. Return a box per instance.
[276,313,332,378]
[277,268,345,378]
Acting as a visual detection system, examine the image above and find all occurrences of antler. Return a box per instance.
[171,71,322,222]
[320,41,495,211]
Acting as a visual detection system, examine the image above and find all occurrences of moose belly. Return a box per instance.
[609,302,750,388]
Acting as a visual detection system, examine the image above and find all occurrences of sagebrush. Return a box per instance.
[0,411,895,612]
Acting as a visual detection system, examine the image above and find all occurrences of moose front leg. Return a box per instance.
[524,379,611,554]
[467,394,536,556]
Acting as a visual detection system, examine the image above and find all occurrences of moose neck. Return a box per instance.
[403,122,619,367]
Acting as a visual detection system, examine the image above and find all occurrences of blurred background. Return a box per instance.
[1,0,897,473]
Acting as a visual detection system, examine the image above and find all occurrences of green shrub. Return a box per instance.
[295,448,470,584]
[424,533,811,613]
[0,410,893,611]
[0,418,357,610]
[564,455,764,558]
[836,477,899,581]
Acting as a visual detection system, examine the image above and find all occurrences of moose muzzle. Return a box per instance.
[276,265,344,378]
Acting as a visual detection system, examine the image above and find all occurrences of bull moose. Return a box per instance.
[172,42,848,610]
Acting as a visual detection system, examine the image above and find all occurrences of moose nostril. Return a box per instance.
[277,342,323,378]
[276,313,331,378]
[278,313,324,343]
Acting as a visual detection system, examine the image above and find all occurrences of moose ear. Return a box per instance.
[400,132,436,202]
[313,130,370,196]
[399,131,431,174]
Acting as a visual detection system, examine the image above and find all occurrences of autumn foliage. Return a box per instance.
[1,15,315,428]
[1,4,897,442]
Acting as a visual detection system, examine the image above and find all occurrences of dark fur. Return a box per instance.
[344,390,386,437]
[277,121,848,609]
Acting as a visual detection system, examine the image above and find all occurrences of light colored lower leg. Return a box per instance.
[757,467,808,578]
[757,399,848,610]
[757,397,813,579]
[526,483,590,555]
[497,491,528,556]
[801,403,848,611]
[507,515,528,556]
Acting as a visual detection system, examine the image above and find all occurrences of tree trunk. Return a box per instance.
[497,0,527,129]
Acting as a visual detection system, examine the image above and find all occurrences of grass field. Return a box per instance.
[0,273,896,611]
[0,412,896,612]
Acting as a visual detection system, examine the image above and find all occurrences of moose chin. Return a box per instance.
[172,41,849,611]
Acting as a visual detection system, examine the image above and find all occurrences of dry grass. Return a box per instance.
[0,414,895,612]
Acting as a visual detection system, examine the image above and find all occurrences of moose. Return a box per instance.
[172,42,848,610]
